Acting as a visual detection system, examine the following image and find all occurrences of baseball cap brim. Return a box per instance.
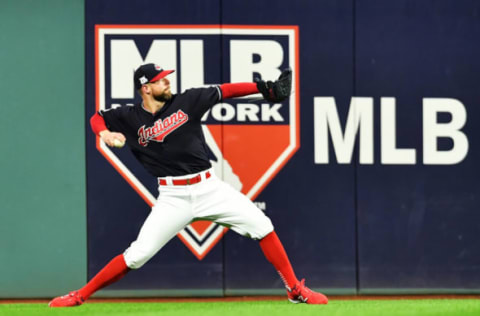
[150,69,175,82]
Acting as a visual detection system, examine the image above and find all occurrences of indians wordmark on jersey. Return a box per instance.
[137,110,189,146]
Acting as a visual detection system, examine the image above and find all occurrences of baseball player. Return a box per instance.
[49,63,328,307]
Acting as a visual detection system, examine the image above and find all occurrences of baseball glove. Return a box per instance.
[256,68,292,102]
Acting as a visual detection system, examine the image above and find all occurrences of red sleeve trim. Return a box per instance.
[220,82,259,99]
[90,112,108,136]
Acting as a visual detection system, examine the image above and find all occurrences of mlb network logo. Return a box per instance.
[95,25,299,260]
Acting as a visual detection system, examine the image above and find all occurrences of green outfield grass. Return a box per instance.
[1,299,480,316]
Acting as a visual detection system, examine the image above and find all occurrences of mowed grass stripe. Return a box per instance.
[1,299,480,316]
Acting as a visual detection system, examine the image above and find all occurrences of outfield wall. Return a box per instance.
[0,0,86,298]
[85,0,480,296]
[0,0,479,298]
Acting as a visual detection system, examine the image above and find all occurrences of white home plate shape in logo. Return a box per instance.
[95,24,299,260]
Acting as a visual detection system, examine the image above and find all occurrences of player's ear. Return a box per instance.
[141,84,150,95]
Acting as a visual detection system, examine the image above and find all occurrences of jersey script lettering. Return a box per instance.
[137,110,189,146]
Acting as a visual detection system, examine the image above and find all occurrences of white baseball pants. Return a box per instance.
[123,168,274,269]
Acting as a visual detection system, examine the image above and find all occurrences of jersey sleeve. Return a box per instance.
[220,82,258,99]
[90,112,108,135]
[98,106,130,133]
[183,86,222,119]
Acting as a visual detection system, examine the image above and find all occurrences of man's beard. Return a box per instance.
[153,90,172,102]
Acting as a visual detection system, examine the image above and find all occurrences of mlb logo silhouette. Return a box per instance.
[95,25,299,260]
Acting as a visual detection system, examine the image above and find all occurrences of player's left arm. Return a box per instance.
[219,82,259,99]
[220,68,292,101]
[190,69,292,119]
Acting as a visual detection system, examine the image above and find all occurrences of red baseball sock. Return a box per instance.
[259,231,299,290]
[78,254,130,300]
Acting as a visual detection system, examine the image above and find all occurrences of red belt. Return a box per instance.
[158,171,211,186]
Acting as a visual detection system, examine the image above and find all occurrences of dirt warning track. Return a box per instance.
[1,294,479,304]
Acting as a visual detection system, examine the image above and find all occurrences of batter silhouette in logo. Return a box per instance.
[204,125,243,191]
[49,63,328,307]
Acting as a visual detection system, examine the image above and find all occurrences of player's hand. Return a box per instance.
[256,68,292,102]
[99,130,126,148]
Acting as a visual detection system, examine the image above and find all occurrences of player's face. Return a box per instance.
[150,78,172,102]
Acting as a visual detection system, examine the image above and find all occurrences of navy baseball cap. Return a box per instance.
[134,63,174,90]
